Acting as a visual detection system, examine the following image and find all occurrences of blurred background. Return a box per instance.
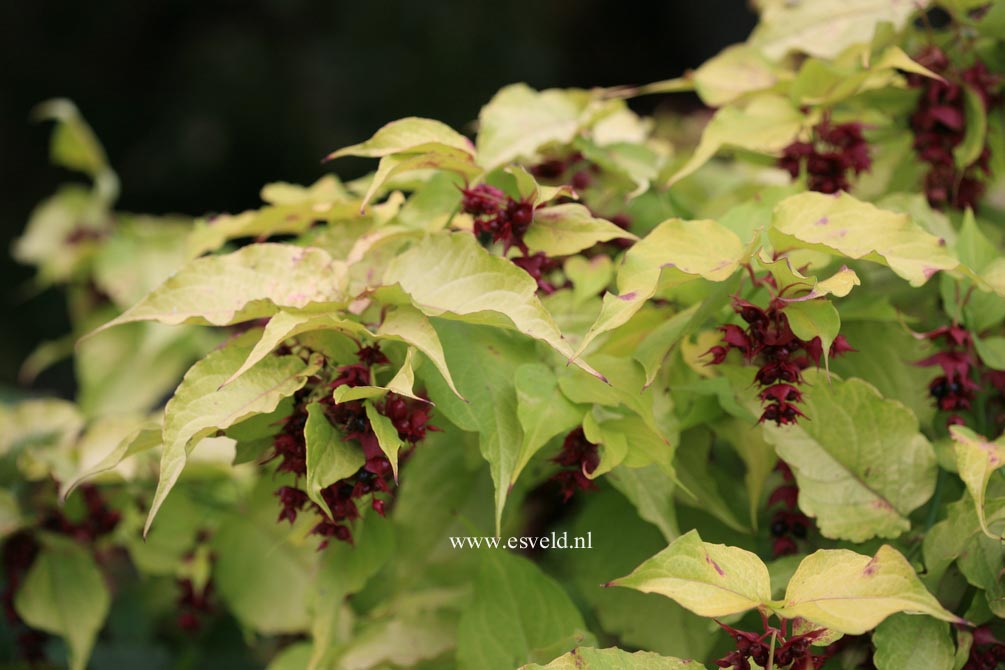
[0,0,756,397]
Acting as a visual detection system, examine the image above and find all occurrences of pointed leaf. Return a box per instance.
[14,536,111,670]
[520,647,708,670]
[525,203,637,256]
[578,219,746,355]
[365,401,404,481]
[89,244,348,336]
[224,309,369,386]
[873,613,955,670]
[305,402,364,519]
[384,233,604,379]
[750,0,916,59]
[376,304,464,399]
[457,550,592,670]
[770,192,958,287]
[609,529,771,617]
[760,370,937,542]
[950,425,1005,539]
[667,94,803,185]
[476,83,609,171]
[513,363,584,485]
[776,545,965,634]
[146,332,319,534]
[327,117,474,160]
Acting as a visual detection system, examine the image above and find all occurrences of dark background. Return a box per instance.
[0,0,757,396]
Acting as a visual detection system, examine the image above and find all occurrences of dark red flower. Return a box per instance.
[779,119,872,194]
[550,427,600,501]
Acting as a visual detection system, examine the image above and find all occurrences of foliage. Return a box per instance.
[4,2,1005,669]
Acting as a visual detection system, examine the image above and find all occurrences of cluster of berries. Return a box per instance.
[767,461,813,557]
[550,427,601,502]
[460,183,560,294]
[705,290,853,425]
[1,484,122,667]
[963,626,1005,670]
[715,620,827,670]
[779,118,872,194]
[269,344,434,548]
[908,46,1001,210]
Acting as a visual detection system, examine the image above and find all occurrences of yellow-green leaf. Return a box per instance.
[520,647,708,670]
[950,425,1005,539]
[775,545,965,634]
[609,529,771,618]
[770,191,958,287]
[327,117,474,160]
[89,244,348,336]
[305,402,364,519]
[14,536,111,670]
[525,203,637,256]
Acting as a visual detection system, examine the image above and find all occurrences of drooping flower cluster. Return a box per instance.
[908,46,1001,210]
[550,427,600,502]
[705,291,854,425]
[39,483,122,543]
[779,118,872,194]
[715,619,827,670]
[176,577,215,632]
[916,325,979,424]
[460,183,562,294]
[269,344,434,548]
[767,461,813,557]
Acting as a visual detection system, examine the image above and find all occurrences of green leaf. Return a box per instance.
[750,0,916,59]
[418,322,531,534]
[608,465,680,542]
[14,536,111,670]
[520,647,708,670]
[828,321,935,427]
[955,85,988,169]
[33,99,116,187]
[974,336,1005,371]
[770,192,959,287]
[525,203,637,256]
[760,370,937,542]
[360,150,481,212]
[692,44,778,107]
[365,400,405,481]
[513,363,584,485]
[565,255,615,306]
[305,402,364,519]
[950,425,1005,539]
[89,244,348,335]
[775,545,965,634]
[713,418,777,531]
[923,493,1005,599]
[327,116,474,160]
[783,299,840,366]
[376,304,464,399]
[310,517,395,670]
[582,411,630,478]
[457,550,592,670]
[224,309,369,387]
[667,94,803,185]
[475,84,609,171]
[146,331,319,535]
[212,479,316,634]
[383,233,604,380]
[577,219,747,355]
[62,420,161,498]
[609,529,771,617]
[873,614,955,670]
